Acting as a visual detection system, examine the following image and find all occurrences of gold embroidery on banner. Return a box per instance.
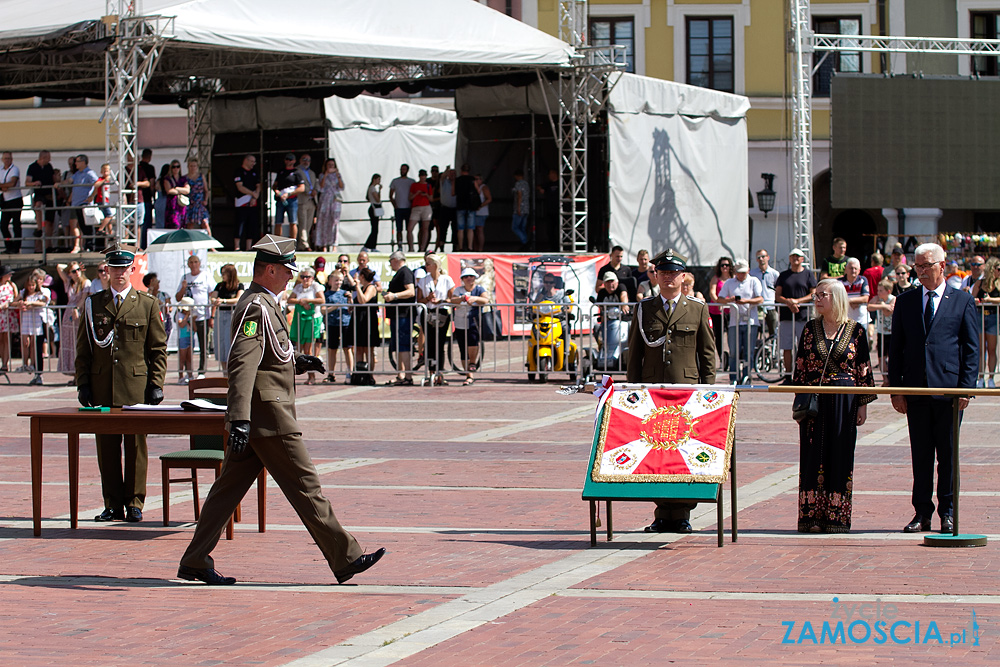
[639,406,697,451]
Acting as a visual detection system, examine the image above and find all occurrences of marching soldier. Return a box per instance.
[177,235,385,585]
[626,249,716,533]
[76,245,168,523]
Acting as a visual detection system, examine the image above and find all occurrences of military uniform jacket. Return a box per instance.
[227,282,298,437]
[625,294,716,384]
[75,288,168,407]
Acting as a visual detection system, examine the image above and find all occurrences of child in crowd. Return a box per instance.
[175,297,194,384]
[867,278,895,375]
[322,272,354,384]
[92,163,115,236]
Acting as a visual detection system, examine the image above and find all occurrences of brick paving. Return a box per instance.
[0,375,997,665]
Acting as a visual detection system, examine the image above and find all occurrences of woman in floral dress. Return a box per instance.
[315,158,344,252]
[161,160,189,230]
[56,261,91,376]
[793,278,876,533]
[184,158,211,236]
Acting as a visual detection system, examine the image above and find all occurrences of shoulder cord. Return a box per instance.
[635,299,667,348]
[232,295,294,368]
[84,296,114,349]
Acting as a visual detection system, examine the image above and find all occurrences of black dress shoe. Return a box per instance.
[940,516,955,533]
[177,565,236,585]
[334,547,386,584]
[644,518,671,533]
[674,519,693,534]
[125,507,143,523]
[902,515,932,533]
[95,507,124,522]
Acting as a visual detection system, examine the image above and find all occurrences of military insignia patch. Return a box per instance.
[243,321,258,336]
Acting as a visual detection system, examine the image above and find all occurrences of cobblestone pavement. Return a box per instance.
[0,373,997,666]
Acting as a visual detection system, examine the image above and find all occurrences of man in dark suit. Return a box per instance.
[177,235,385,585]
[888,242,979,533]
[627,249,717,533]
[76,246,168,523]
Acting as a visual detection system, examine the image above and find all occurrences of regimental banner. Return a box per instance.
[591,387,738,483]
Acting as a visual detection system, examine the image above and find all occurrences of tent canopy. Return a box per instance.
[0,0,573,101]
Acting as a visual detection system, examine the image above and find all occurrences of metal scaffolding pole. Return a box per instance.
[102,1,172,245]
[790,0,814,268]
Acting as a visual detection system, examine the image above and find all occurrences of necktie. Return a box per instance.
[114,294,122,312]
[923,291,936,333]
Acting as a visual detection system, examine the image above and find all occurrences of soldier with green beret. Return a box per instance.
[76,245,168,523]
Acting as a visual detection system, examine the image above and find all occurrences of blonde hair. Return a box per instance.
[980,257,1000,294]
[816,278,849,325]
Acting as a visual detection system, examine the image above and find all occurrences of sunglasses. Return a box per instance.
[971,263,984,267]
[69,268,80,273]
[720,264,731,268]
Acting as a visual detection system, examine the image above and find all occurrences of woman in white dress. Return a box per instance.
[315,158,345,252]
[56,261,91,377]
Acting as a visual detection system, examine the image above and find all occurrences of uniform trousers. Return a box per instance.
[180,432,363,573]
[95,433,147,509]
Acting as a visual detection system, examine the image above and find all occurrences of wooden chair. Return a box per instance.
[159,377,268,539]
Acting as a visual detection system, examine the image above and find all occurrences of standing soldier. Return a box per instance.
[626,249,716,533]
[177,235,385,585]
[76,245,168,523]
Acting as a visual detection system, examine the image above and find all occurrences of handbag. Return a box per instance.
[373,206,384,217]
[177,194,190,207]
[791,321,843,423]
[479,307,503,341]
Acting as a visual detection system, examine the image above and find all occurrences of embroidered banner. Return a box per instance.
[591,387,738,483]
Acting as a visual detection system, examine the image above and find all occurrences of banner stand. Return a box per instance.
[582,395,739,548]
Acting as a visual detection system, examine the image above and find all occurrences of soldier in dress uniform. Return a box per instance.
[177,235,385,585]
[626,249,716,533]
[76,245,168,523]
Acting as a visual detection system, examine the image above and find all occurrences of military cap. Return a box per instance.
[651,248,687,272]
[252,234,299,270]
[105,244,137,267]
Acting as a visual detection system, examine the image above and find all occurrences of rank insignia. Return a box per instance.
[243,321,258,336]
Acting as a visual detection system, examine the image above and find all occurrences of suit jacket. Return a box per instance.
[888,284,979,392]
[227,282,298,437]
[75,287,167,407]
[626,294,716,384]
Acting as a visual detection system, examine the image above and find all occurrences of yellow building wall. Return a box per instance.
[0,119,105,152]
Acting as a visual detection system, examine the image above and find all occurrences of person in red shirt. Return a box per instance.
[408,169,433,253]
[861,252,884,302]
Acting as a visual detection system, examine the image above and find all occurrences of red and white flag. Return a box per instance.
[592,387,737,483]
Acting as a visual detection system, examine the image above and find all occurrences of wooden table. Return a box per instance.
[18,407,227,537]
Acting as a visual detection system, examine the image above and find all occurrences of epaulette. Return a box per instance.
[686,295,706,304]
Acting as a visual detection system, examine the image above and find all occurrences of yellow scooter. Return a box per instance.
[526,297,578,383]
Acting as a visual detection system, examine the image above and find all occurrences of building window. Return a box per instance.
[972,11,1000,76]
[590,17,635,73]
[813,17,861,97]
[685,17,734,93]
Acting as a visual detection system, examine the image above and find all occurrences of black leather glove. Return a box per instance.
[294,354,326,375]
[145,385,164,405]
[229,420,251,456]
[78,385,94,408]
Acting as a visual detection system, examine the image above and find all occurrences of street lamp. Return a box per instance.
[756,173,776,218]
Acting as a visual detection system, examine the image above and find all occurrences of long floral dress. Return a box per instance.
[184,173,209,228]
[793,318,876,533]
[58,280,91,374]
[315,173,343,248]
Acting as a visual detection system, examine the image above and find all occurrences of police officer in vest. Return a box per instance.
[177,235,385,585]
[76,245,168,523]
[626,249,716,533]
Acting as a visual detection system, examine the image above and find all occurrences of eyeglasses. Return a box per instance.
[69,268,80,274]
[971,262,984,267]
[543,281,555,286]
[914,262,940,272]
[720,263,731,268]
[895,271,908,276]
[814,292,832,300]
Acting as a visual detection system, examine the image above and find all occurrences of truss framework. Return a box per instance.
[791,0,1000,269]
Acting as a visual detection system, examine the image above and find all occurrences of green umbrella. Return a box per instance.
[145,228,224,253]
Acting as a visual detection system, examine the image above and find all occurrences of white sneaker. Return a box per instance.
[196,373,206,380]
[179,377,189,385]
[989,379,996,389]
[977,378,986,388]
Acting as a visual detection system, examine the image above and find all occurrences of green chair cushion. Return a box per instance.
[160,449,225,461]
